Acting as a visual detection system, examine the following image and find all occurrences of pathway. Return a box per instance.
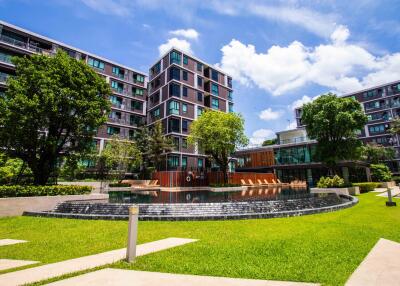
[0,237,197,286]
[44,268,319,286]
[345,238,400,285]
[0,239,27,246]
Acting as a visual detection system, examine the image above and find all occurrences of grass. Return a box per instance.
[0,193,399,285]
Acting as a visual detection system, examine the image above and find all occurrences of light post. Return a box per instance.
[386,188,397,207]
[126,205,139,262]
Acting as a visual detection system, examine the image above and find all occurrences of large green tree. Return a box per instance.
[359,143,395,164]
[301,93,367,172]
[0,51,111,185]
[188,111,248,183]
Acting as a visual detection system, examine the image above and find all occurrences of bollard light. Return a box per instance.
[126,205,139,262]
[386,188,397,207]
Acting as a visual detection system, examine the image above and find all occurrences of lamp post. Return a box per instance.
[386,188,397,207]
[126,205,139,262]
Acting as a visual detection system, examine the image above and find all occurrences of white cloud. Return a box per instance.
[218,25,400,96]
[249,129,275,145]
[259,108,283,121]
[289,95,315,111]
[169,29,199,40]
[80,0,131,17]
[158,38,193,56]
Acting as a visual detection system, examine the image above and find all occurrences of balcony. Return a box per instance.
[0,72,9,84]
[0,34,53,55]
[0,52,13,65]
[279,136,308,145]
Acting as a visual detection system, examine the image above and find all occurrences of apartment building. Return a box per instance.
[0,21,147,156]
[147,48,234,170]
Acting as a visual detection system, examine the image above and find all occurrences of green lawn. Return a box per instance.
[0,193,399,285]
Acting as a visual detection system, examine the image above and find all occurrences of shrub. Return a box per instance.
[370,164,392,182]
[392,176,400,185]
[352,182,381,193]
[317,175,345,188]
[108,183,131,188]
[0,185,92,198]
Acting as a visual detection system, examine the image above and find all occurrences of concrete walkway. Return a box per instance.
[346,238,400,285]
[44,268,319,286]
[0,237,197,286]
[0,239,27,246]
[0,259,38,271]
[376,187,400,198]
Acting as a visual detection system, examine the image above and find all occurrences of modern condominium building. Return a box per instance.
[147,48,234,170]
[0,20,147,156]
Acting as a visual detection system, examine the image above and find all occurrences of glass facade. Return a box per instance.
[274,145,316,165]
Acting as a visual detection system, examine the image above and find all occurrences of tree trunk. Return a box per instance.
[30,158,55,185]
[221,163,229,185]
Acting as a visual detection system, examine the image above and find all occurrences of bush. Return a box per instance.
[352,182,381,193]
[0,185,92,198]
[317,175,345,188]
[392,176,400,185]
[108,183,131,188]
[370,164,392,182]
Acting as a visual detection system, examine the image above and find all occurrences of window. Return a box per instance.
[197,62,202,72]
[197,158,204,169]
[169,67,180,81]
[197,76,203,87]
[197,107,203,116]
[110,95,123,107]
[182,156,187,169]
[182,120,188,132]
[228,91,233,101]
[107,126,120,135]
[109,111,121,119]
[129,130,135,140]
[169,83,181,97]
[365,101,381,110]
[183,55,188,65]
[112,66,124,78]
[169,101,180,115]
[197,92,203,102]
[229,103,234,113]
[151,92,160,104]
[135,74,145,83]
[88,58,104,70]
[131,100,143,111]
[182,70,188,81]
[133,87,144,97]
[151,62,161,75]
[227,77,232,88]
[168,156,179,169]
[182,103,188,113]
[170,51,181,65]
[212,98,219,109]
[211,83,219,96]
[211,69,218,81]
[130,115,143,126]
[173,137,180,150]
[363,90,377,99]
[182,139,188,149]
[182,86,188,97]
[152,108,160,119]
[369,124,385,134]
[168,118,180,133]
[111,80,123,93]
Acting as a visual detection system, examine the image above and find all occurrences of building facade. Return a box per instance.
[147,48,234,170]
[0,21,147,158]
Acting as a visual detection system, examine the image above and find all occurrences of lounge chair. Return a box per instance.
[257,179,269,186]
[248,179,260,186]
[241,179,251,186]
[277,179,289,186]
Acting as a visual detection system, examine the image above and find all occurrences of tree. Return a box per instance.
[370,164,392,182]
[0,152,32,185]
[0,51,111,185]
[262,138,277,146]
[359,143,395,164]
[301,93,367,173]
[390,117,400,135]
[134,125,153,178]
[97,135,142,182]
[188,111,249,183]
[147,121,174,171]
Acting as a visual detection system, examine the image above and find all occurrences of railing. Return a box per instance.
[0,72,9,83]
[280,136,308,145]
[0,34,53,55]
[0,52,12,64]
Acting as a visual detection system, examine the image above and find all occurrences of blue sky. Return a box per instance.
[1,0,400,145]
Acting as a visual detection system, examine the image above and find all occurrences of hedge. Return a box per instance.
[0,185,92,198]
[352,182,381,193]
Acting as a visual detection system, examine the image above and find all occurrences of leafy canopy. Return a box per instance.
[359,143,395,164]
[301,93,367,168]
[0,50,111,185]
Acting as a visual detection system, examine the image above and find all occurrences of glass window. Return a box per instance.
[107,126,120,135]
[170,51,181,65]
[182,86,188,97]
[135,74,145,83]
[197,158,204,168]
[229,103,233,113]
[168,156,180,169]
[112,66,124,78]
[183,55,188,65]
[212,98,219,109]
[211,83,219,96]
[228,91,233,100]
[182,70,188,81]
[111,80,123,93]
[182,103,188,113]
[211,69,218,81]
[169,101,180,115]
[88,58,104,70]
[173,137,180,150]
[182,120,188,132]
[131,100,143,111]
[227,77,232,88]
[197,76,203,87]
[169,67,180,81]
[369,124,385,134]
[197,92,203,102]
[133,87,144,96]
[197,106,203,116]
[197,62,202,72]
[110,95,123,107]
[169,83,181,97]
[151,62,161,75]
[152,108,160,119]
[130,115,143,126]
[182,156,187,169]
[182,139,188,149]
[168,118,180,133]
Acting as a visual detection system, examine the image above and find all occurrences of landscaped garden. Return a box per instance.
[1,192,399,286]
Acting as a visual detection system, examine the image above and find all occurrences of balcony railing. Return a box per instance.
[0,72,9,83]
[280,136,308,145]
[0,34,53,55]
[0,52,12,64]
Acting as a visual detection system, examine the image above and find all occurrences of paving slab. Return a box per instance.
[371,188,387,193]
[0,259,38,271]
[44,268,319,286]
[377,188,400,198]
[0,237,197,286]
[0,239,27,246]
[345,238,400,286]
